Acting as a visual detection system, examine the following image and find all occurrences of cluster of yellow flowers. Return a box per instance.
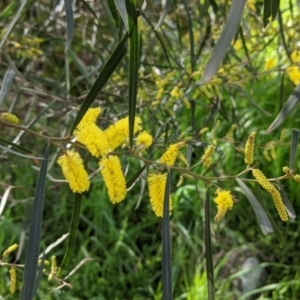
[57,108,145,203]
[58,108,186,217]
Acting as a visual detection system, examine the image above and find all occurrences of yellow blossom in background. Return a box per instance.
[74,123,109,157]
[57,150,90,193]
[291,50,300,63]
[247,0,256,11]
[252,169,288,221]
[0,113,19,124]
[147,172,172,217]
[104,116,142,150]
[77,107,101,128]
[233,39,242,51]
[9,268,16,294]
[264,57,275,70]
[294,174,300,183]
[2,243,18,259]
[214,189,234,221]
[136,131,153,149]
[99,155,127,203]
[201,145,215,168]
[244,131,256,165]
[170,86,183,98]
[283,166,290,174]
[159,141,185,166]
[286,66,300,85]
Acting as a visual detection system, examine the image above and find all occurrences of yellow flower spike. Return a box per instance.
[2,243,18,259]
[283,166,290,174]
[74,123,110,157]
[147,173,172,217]
[264,57,275,70]
[252,169,288,221]
[252,169,275,191]
[9,268,16,294]
[99,155,127,204]
[201,145,215,168]
[104,116,142,151]
[294,174,300,183]
[156,87,165,100]
[244,131,256,165]
[1,113,19,124]
[136,131,153,149]
[159,141,185,166]
[214,189,234,222]
[286,66,300,85]
[170,86,183,98]
[77,107,101,128]
[57,150,90,193]
[291,50,300,63]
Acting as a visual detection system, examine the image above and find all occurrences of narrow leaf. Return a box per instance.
[126,0,139,147]
[78,0,99,21]
[0,67,15,106]
[21,144,49,300]
[289,129,299,170]
[263,0,271,27]
[0,137,33,154]
[57,193,82,277]
[266,212,284,248]
[64,0,74,52]
[200,0,247,84]
[204,186,215,300]
[114,0,129,30]
[266,84,300,133]
[277,182,296,220]
[33,250,45,297]
[236,179,273,235]
[154,0,173,30]
[126,165,147,189]
[70,32,129,133]
[271,0,280,20]
[162,170,172,300]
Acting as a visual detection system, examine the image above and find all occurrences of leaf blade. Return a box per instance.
[236,178,273,235]
[200,0,247,84]
[21,145,49,300]
[64,0,74,52]
[289,129,299,170]
[162,170,172,300]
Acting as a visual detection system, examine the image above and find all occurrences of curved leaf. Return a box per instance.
[236,179,273,235]
[64,0,74,52]
[126,0,139,147]
[162,170,172,300]
[266,84,300,133]
[21,144,49,300]
[205,186,215,300]
[57,193,82,277]
[266,212,284,248]
[0,67,15,106]
[70,32,129,133]
[155,0,173,31]
[200,0,247,84]
[114,0,128,30]
[289,129,299,170]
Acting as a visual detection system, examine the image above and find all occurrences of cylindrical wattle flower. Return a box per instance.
[136,131,153,149]
[77,107,101,129]
[147,172,172,217]
[244,131,256,165]
[99,155,127,204]
[74,123,110,158]
[57,150,90,193]
[9,268,16,294]
[104,116,142,150]
[214,189,234,221]
[1,112,19,124]
[252,169,288,221]
[159,141,185,166]
[201,145,215,168]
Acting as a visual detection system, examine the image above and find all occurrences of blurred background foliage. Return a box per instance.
[0,0,300,299]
